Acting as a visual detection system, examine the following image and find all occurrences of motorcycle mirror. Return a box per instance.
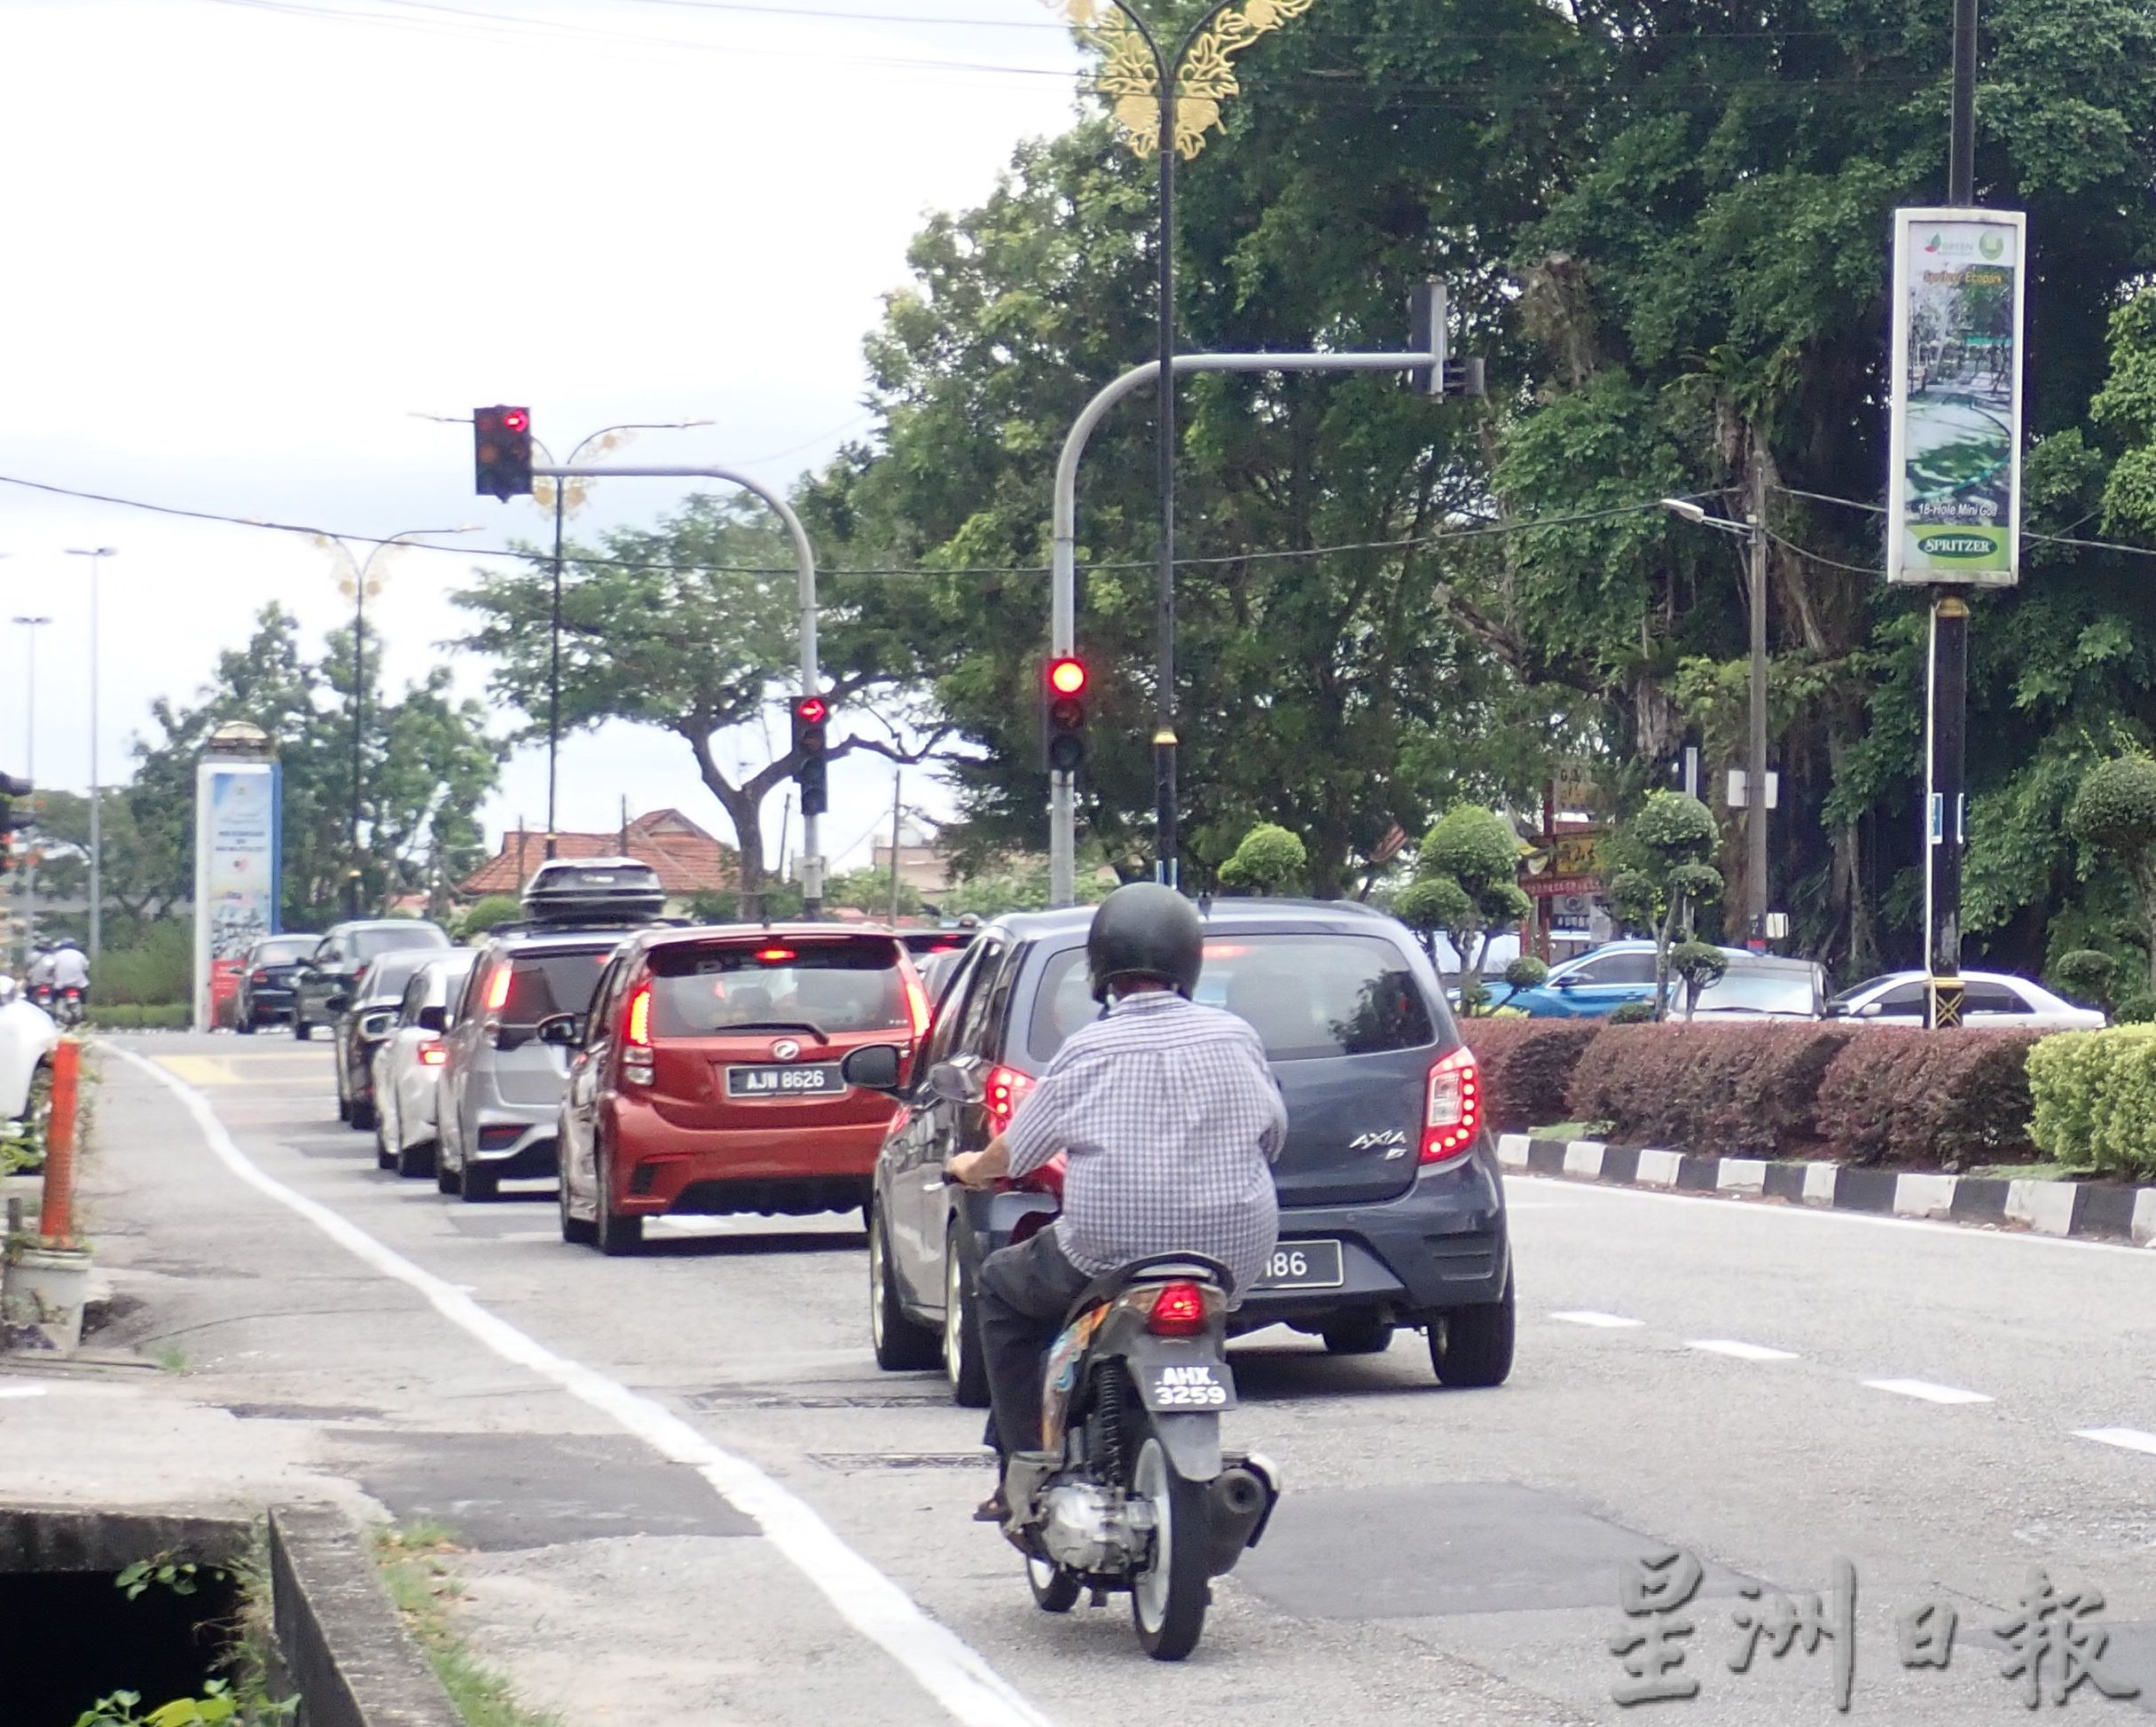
[840,1044,906,1093]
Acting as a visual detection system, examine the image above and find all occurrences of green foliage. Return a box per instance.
[1815,1031,2047,1171]
[685,881,804,924]
[89,922,192,1008]
[1217,824,1308,896]
[116,1558,223,1600]
[454,896,525,941]
[1668,941,1729,1019]
[1502,954,1549,991]
[1607,793,1724,1018]
[1464,1018,1600,1131]
[2027,1024,2156,1178]
[822,867,924,919]
[2067,756,2156,991]
[1568,1024,1856,1157]
[2050,948,2118,1010]
[1395,805,1530,1006]
[1606,1001,1657,1026]
[88,1004,191,1031]
[372,1526,561,1727]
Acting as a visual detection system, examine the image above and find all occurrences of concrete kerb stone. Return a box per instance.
[1503,1135,2156,1247]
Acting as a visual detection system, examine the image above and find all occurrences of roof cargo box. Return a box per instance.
[521,856,667,925]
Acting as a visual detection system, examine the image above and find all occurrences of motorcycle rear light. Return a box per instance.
[1148,1282,1208,1338]
[984,1064,1033,1133]
[1421,1045,1481,1164]
[418,1039,447,1067]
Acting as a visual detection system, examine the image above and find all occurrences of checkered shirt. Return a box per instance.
[1003,989,1286,1298]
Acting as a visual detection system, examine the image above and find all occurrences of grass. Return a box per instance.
[371,1525,561,1727]
[151,1340,190,1375]
[1525,1121,1617,1141]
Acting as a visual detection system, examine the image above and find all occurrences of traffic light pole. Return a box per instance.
[1047,345,1444,906]
[529,464,826,915]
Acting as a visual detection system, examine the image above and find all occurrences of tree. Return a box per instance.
[1605,792,1723,1022]
[452,497,942,916]
[1217,824,1307,896]
[823,867,924,920]
[1394,805,1530,1010]
[456,895,524,940]
[2066,755,2156,992]
[1668,940,1729,1022]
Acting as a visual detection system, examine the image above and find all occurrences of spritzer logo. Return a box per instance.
[1917,531,1995,558]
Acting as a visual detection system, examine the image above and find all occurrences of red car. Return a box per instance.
[547,925,929,1254]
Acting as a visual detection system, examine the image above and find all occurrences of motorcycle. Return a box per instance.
[26,983,53,1016]
[52,987,84,1030]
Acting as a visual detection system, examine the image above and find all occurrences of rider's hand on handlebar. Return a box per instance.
[944,1150,997,1190]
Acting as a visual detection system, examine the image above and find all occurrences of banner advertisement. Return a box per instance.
[192,759,281,1031]
[1887,208,2027,586]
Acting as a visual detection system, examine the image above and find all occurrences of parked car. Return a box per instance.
[372,950,478,1178]
[1676,954,1829,1020]
[294,920,451,1040]
[435,929,629,1201]
[866,899,1514,1405]
[1828,969,2105,1030]
[333,949,454,1131]
[0,977,59,1166]
[1483,939,1696,1017]
[550,924,931,1253]
[231,933,318,1032]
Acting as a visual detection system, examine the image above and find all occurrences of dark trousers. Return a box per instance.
[976,1227,1094,1464]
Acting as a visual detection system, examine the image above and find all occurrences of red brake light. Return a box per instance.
[756,946,796,963]
[1421,1046,1481,1164]
[250,969,270,984]
[902,969,930,1039]
[419,1039,448,1067]
[485,966,512,1013]
[1148,1282,1207,1338]
[624,983,652,1048]
[984,1064,1033,1133]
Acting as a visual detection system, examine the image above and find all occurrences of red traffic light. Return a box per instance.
[1047,657,1087,697]
[794,695,827,725]
[502,408,529,433]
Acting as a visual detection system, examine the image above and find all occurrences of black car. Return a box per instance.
[333,950,452,1131]
[294,919,451,1040]
[866,899,1514,1405]
[232,934,318,1032]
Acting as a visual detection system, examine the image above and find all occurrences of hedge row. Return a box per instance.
[2027,1026,2156,1179]
[89,1003,191,1030]
[1462,1018,2048,1170]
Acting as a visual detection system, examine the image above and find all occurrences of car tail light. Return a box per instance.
[984,1064,1033,1133]
[250,969,270,984]
[419,1039,447,1068]
[1421,1046,1481,1164]
[902,969,930,1040]
[622,982,655,1086]
[486,966,513,1013]
[1148,1282,1208,1337]
[476,1124,525,1151]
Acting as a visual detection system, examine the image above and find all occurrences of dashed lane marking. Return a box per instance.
[109,1045,1052,1727]
[0,1384,49,1399]
[1687,1339,1798,1362]
[2074,1427,2156,1456]
[1862,1378,1994,1406]
[1549,1310,1643,1329]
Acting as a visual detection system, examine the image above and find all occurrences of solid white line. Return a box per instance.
[1549,1310,1643,1329]
[2074,1427,2156,1456]
[0,1384,49,1399]
[1687,1339,1797,1362]
[1863,1378,1993,1406]
[108,1046,1050,1727]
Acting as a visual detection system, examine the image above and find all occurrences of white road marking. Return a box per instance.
[1549,1310,1643,1329]
[1687,1339,1797,1362]
[2074,1427,2156,1456]
[0,1384,49,1399]
[1863,1378,1993,1406]
[111,1046,1050,1727]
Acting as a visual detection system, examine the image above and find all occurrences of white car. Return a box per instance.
[0,978,60,1163]
[372,950,477,1180]
[1828,969,2105,1031]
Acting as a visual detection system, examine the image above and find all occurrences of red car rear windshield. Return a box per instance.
[646,938,909,1039]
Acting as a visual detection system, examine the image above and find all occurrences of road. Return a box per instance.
[38,1032,2156,1725]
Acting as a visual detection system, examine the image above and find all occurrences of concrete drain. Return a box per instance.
[688,1387,952,1411]
[811,1452,989,1471]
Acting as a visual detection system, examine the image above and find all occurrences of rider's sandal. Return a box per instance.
[972,1490,1009,1523]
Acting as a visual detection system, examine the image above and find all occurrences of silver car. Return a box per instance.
[434,930,623,1201]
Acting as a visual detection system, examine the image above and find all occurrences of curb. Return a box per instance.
[1497,1134,2156,1247]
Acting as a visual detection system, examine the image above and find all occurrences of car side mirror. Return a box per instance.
[416,1005,447,1032]
[841,1044,906,1093]
[927,1060,984,1104]
[359,1009,395,1040]
[1553,974,1578,990]
[325,992,351,1015]
[535,1013,583,1048]
[1858,1001,1884,1019]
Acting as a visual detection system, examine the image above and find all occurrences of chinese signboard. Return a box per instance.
[1887,207,2027,587]
[192,758,281,1031]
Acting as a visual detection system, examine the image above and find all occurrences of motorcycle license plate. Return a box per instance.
[725,1063,844,1098]
[1137,1361,1237,1411]
[1256,1239,1345,1291]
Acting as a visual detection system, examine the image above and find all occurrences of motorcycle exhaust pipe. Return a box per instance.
[1203,1464,1277,1576]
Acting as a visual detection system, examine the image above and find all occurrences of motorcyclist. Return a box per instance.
[50,940,89,993]
[23,944,55,1002]
[945,883,1287,1521]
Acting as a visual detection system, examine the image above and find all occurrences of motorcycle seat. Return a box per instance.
[1061,1252,1233,1331]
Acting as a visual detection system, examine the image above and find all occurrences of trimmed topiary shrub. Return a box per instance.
[2027,1024,2156,1177]
[2049,949,2118,1012]
[1565,1023,1855,1157]
[1217,823,1308,895]
[1813,1030,2046,1170]
[1503,954,1550,992]
[1462,1020,1602,1133]
[1606,1001,1657,1025]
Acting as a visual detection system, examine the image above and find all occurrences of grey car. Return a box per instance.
[294,919,451,1040]
[434,930,623,1201]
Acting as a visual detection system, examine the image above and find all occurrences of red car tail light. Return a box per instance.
[418,1039,448,1068]
[1148,1282,1208,1337]
[622,982,655,1086]
[902,969,930,1040]
[984,1064,1033,1133]
[1421,1045,1481,1164]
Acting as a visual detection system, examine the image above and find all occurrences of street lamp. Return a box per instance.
[528,420,711,858]
[312,529,476,917]
[12,616,51,953]
[1052,0,1317,888]
[64,547,116,962]
[1660,477,1771,948]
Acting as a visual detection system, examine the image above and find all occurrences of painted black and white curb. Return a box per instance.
[1497,1134,2156,1247]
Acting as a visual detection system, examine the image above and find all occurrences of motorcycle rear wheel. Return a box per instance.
[1025,1555,1081,1613]
[1129,1431,1209,1660]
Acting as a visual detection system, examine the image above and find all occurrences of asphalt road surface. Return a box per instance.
[60,1033,2156,1725]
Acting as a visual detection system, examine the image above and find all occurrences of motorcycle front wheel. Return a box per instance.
[1128,1431,1209,1660]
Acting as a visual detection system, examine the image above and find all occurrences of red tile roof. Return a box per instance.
[458,810,740,899]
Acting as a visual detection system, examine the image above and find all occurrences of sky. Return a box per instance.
[0,0,1084,874]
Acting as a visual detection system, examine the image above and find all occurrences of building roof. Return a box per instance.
[458,810,739,899]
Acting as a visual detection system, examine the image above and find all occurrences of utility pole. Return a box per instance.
[1746,449,1770,948]
[887,771,904,925]
[1926,0,1980,1028]
[64,548,115,961]
[13,616,51,952]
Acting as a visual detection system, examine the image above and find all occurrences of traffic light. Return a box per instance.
[790,694,829,817]
[1407,280,1486,399]
[1042,655,1088,774]
[0,773,28,877]
[474,404,534,500]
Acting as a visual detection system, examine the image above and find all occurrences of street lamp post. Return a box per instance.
[12,616,51,952]
[64,547,116,962]
[529,420,710,859]
[313,530,475,917]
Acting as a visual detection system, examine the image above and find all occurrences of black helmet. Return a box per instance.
[1086,883,1203,1003]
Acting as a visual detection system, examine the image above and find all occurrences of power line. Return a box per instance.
[1773,482,2156,561]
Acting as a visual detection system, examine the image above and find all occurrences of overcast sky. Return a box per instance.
[0,0,1081,873]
